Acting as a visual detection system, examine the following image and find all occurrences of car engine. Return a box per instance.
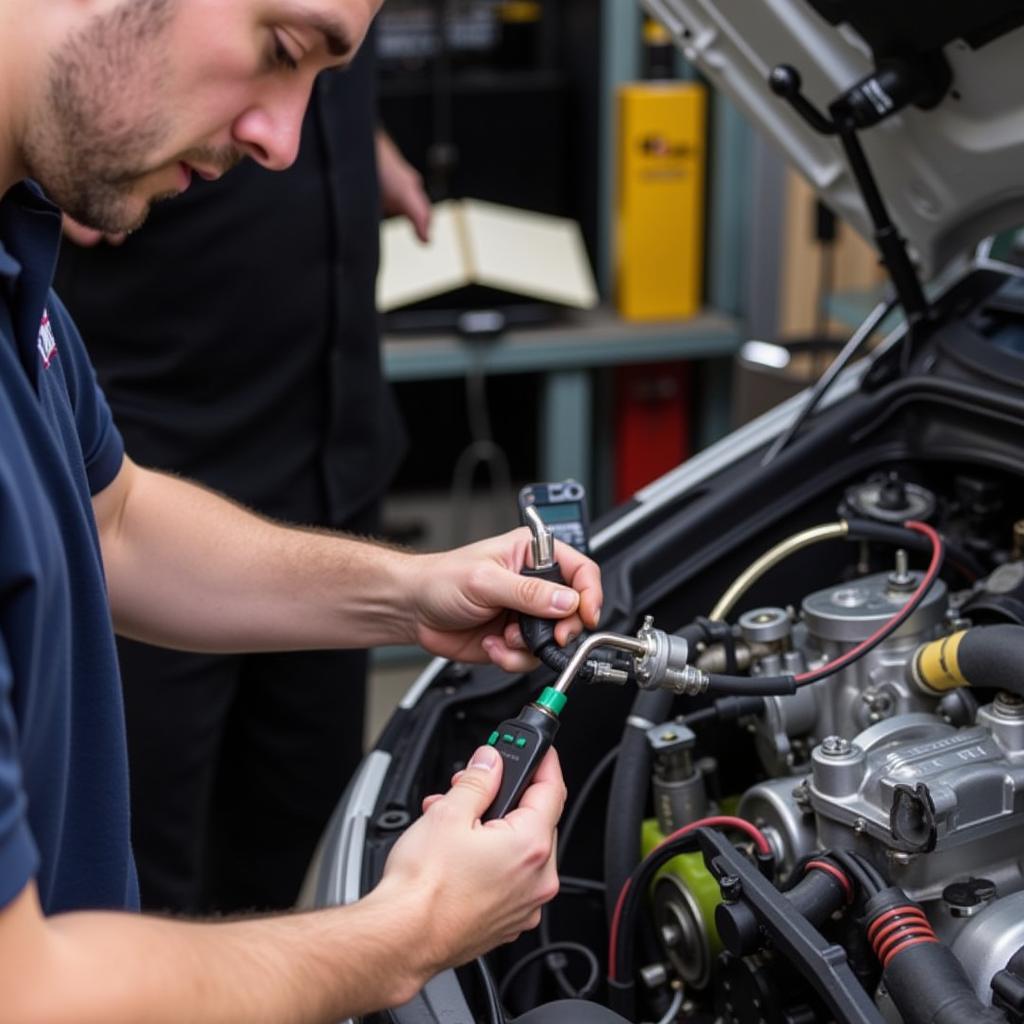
[589,472,1024,1024]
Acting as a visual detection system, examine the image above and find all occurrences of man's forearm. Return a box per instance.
[12,884,429,1024]
[96,459,418,652]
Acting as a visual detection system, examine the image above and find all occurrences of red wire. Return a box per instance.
[608,815,770,980]
[795,520,942,686]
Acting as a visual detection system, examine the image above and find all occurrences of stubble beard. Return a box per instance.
[24,0,179,234]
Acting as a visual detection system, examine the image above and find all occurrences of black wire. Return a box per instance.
[476,956,506,1024]
[560,875,605,894]
[540,746,619,998]
[830,850,881,898]
[847,850,886,891]
[557,746,620,863]
[498,941,601,1011]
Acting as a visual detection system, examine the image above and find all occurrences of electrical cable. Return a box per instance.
[793,520,942,686]
[476,956,506,1024]
[705,519,944,695]
[497,941,601,1011]
[450,364,513,546]
[541,746,619,998]
[647,986,684,1024]
[557,746,620,863]
[849,851,886,892]
[828,850,880,899]
[559,876,605,895]
[609,816,771,983]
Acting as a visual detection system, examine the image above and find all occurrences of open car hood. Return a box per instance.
[641,0,1024,280]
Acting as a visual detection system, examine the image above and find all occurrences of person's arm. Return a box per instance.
[93,457,601,667]
[376,128,432,242]
[0,744,565,1023]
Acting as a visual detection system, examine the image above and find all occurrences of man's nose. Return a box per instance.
[230,86,310,171]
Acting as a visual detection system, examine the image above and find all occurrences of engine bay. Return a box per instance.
[336,309,1024,1022]
[308,1,1024,1011]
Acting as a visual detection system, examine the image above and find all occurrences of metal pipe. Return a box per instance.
[709,521,849,622]
[523,504,554,569]
[552,631,648,695]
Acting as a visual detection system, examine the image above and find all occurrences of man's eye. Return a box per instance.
[271,33,299,71]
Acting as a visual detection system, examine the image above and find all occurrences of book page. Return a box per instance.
[377,200,469,312]
[460,199,599,309]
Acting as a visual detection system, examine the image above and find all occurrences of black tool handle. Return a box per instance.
[482,704,560,821]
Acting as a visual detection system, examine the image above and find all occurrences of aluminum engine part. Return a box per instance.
[653,875,715,989]
[736,775,817,881]
[738,606,791,644]
[809,703,1024,901]
[752,569,948,775]
[950,890,1024,1005]
[647,721,708,834]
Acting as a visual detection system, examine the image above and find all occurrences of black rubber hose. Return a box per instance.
[884,942,1006,1024]
[706,672,797,696]
[518,565,634,683]
[785,866,848,929]
[956,624,1024,696]
[862,888,1006,1024]
[602,621,710,924]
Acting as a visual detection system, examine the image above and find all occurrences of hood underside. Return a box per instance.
[641,0,1024,280]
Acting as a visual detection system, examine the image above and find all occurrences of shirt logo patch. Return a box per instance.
[37,309,57,368]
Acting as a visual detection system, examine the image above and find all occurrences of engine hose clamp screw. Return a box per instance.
[719,875,742,903]
[640,963,669,989]
[995,691,1024,718]
[821,735,851,757]
[853,817,868,834]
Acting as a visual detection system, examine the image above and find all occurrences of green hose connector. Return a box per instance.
[536,686,567,716]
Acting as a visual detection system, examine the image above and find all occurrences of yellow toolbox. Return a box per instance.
[616,81,707,321]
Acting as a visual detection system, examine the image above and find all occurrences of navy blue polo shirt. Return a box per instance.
[0,181,137,913]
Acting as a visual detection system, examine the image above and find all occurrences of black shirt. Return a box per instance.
[55,41,404,527]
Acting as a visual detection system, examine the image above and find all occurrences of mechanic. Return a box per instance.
[55,29,429,914]
[0,0,601,1020]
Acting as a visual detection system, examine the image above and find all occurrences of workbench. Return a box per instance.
[383,306,743,498]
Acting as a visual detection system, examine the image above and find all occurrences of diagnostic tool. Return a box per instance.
[481,687,565,822]
[518,479,590,555]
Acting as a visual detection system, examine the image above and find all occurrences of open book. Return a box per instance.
[377,198,599,313]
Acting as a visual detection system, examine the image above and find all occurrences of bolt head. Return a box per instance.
[821,735,851,757]
[640,962,669,989]
[719,874,742,902]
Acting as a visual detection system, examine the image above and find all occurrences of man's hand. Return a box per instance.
[376,744,565,976]
[0,749,561,1021]
[376,129,431,243]
[61,213,126,248]
[408,529,602,672]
